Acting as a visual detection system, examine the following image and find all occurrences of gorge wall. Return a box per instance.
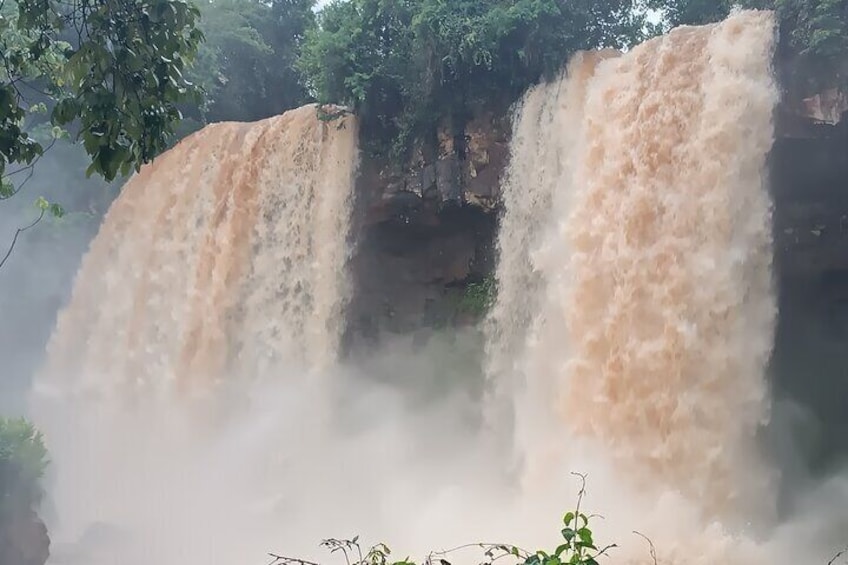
[345,53,848,475]
[343,113,509,348]
[771,55,848,476]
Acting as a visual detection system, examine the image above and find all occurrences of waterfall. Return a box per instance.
[26,10,841,565]
[36,104,358,399]
[30,105,360,563]
[487,7,779,536]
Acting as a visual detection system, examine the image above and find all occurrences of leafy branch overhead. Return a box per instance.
[0,0,203,197]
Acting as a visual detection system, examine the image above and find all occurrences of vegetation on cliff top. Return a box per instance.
[297,0,648,159]
[4,0,848,191]
[0,417,48,515]
[650,0,848,60]
[185,0,315,125]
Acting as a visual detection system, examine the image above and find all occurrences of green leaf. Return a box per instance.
[35,196,49,210]
[554,544,569,558]
[524,555,540,565]
[563,512,575,526]
[562,528,575,542]
[0,180,13,198]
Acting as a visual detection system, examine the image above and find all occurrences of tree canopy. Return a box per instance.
[1,0,203,190]
[297,0,648,159]
[4,0,848,180]
[187,0,315,124]
[0,0,203,265]
[648,0,848,59]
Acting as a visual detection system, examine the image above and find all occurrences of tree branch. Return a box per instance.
[267,553,321,565]
[828,548,848,565]
[0,208,46,270]
[1,138,58,201]
[632,531,657,565]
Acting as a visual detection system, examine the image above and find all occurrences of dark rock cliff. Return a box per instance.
[344,112,508,350]
[770,58,848,477]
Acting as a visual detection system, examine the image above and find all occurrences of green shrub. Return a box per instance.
[0,418,48,515]
[459,276,497,319]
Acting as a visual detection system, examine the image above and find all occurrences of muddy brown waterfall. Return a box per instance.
[26,10,843,565]
[30,105,361,564]
[37,105,358,396]
[487,7,780,542]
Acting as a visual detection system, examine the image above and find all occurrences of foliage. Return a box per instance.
[459,275,496,318]
[773,0,848,59]
[0,0,203,186]
[187,0,315,123]
[0,417,48,515]
[643,0,737,28]
[298,0,648,160]
[0,0,201,266]
[269,477,617,565]
[646,0,848,61]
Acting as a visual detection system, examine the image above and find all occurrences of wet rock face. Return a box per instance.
[765,51,848,478]
[356,112,509,227]
[344,202,496,351]
[344,112,506,348]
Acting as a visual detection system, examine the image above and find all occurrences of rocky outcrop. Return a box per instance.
[0,510,50,565]
[355,112,509,227]
[344,112,507,348]
[766,53,848,477]
[772,50,848,279]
